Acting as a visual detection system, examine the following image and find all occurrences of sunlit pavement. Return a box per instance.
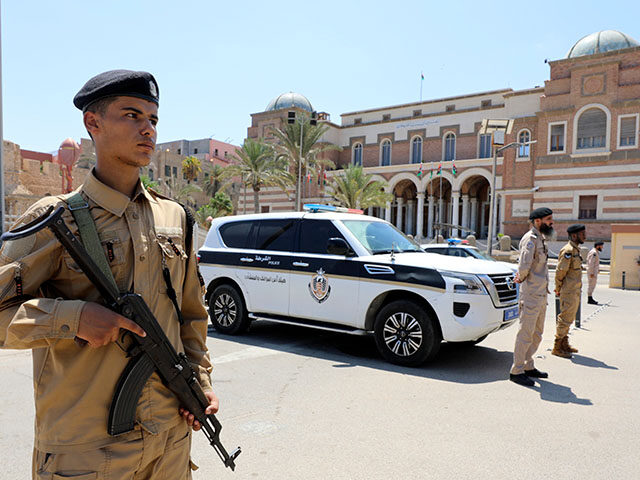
[1,273,638,479]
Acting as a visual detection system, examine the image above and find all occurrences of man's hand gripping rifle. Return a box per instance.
[1,206,241,470]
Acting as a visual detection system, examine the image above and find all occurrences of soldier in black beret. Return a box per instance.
[552,223,587,358]
[0,70,218,478]
[509,207,554,387]
[587,241,605,304]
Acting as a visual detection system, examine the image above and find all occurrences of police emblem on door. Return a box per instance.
[309,268,331,303]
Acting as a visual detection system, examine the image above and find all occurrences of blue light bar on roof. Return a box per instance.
[303,204,364,214]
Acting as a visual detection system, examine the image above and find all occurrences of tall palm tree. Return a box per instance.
[182,156,202,184]
[270,113,340,209]
[224,138,293,213]
[204,163,229,197]
[328,164,393,210]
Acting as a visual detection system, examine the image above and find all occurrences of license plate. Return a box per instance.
[503,305,519,321]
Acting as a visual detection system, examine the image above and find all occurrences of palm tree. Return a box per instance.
[270,113,340,209]
[195,191,233,229]
[328,164,393,210]
[224,138,293,213]
[140,174,159,190]
[182,156,202,184]
[204,163,229,197]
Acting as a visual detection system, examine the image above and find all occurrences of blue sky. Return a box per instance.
[3,0,640,152]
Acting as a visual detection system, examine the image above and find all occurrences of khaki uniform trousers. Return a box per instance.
[556,291,580,339]
[587,275,597,296]
[32,421,196,480]
[511,294,547,375]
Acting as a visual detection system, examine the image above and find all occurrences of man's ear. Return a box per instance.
[83,111,100,138]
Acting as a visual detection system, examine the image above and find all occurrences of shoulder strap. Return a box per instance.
[65,193,119,292]
[179,202,194,257]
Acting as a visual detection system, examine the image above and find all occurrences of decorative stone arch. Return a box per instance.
[388,172,420,194]
[368,174,390,193]
[422,170,454,193]
[572,103,611,152]
[453,167,492,192]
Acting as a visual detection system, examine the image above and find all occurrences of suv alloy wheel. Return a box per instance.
[209,285,250,334]
[374,300,440,366]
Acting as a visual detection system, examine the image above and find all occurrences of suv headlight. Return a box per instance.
[440,271,488,295]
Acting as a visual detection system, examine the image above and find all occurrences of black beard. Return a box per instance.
[539,223,554,235]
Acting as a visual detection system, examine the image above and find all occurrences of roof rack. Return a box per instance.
[303,204,364,214]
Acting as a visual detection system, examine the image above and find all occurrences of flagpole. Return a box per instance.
[420,72,424,102]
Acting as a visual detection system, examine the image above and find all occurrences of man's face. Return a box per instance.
[86,96,158,168]
[597,245,603,252]
[536,215,554,235]
[571,230,586,244]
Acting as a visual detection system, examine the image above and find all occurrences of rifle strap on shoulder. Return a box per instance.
[65,193,119,292]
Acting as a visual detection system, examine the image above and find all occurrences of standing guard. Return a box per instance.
[553,223,586,358]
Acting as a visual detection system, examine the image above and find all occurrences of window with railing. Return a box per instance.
[577,108,607,150]
[578,195,597,219]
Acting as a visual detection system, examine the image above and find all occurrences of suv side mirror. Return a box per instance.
[326,237,353,256]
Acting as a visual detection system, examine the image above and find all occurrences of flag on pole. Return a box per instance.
[307,173,312,184]
[437,162,442,176]
[429,161,434,179]
[323,171,327,186]
[421,72,424,81]
[452,160,457,177]
[417,162,423,177]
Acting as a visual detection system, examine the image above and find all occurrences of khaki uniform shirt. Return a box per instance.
[555,241,583,294]
[0,172,212,453]
[517,226,549,298]
[586,247,600,276]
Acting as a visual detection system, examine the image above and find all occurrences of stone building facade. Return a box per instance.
[244,30,640,243]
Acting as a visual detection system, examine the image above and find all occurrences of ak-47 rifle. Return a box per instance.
[1,206,241,470]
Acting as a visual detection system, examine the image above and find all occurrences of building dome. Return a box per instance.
[265,92,313,112]
[567,30,639,58]
[60,137,79,149]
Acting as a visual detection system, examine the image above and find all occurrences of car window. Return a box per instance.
[449,248,470,257]
[298,219,345,254]
[254,219,296,251]
[426,247,447,255]
[342,219,421,254]
[219,220,254,248]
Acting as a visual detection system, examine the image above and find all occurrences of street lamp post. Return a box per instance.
[486,140,537,255]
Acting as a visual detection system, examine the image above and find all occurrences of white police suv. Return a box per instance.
[198,205,519,366]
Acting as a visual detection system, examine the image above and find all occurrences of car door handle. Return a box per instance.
[240,257,254,263]
[292,262,309,267]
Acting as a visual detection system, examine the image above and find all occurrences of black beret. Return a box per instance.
[73,70,159,111]
[594,241,604,247]
[529,207,553,220]
[567,224,586,234]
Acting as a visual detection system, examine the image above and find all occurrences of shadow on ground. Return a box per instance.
[208,320,516,385]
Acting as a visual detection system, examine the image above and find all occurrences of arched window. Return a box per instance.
[444,132,456,161]
[411,136,422,164]
[352,143,363,166]
[380,140,391,166]
[518,130,531,157]
[576,107,607,149]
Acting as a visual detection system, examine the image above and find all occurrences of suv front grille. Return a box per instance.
[487,273,518,306]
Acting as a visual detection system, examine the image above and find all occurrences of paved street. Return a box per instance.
[1,273,639,480]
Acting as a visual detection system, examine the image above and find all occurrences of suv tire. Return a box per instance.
[374,300,440,366]
[208,285,250,334]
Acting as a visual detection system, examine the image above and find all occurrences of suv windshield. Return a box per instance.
[341,219,422,254]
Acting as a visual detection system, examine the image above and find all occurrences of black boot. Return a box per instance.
[510,373,535,387]
[588,296,599,305]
